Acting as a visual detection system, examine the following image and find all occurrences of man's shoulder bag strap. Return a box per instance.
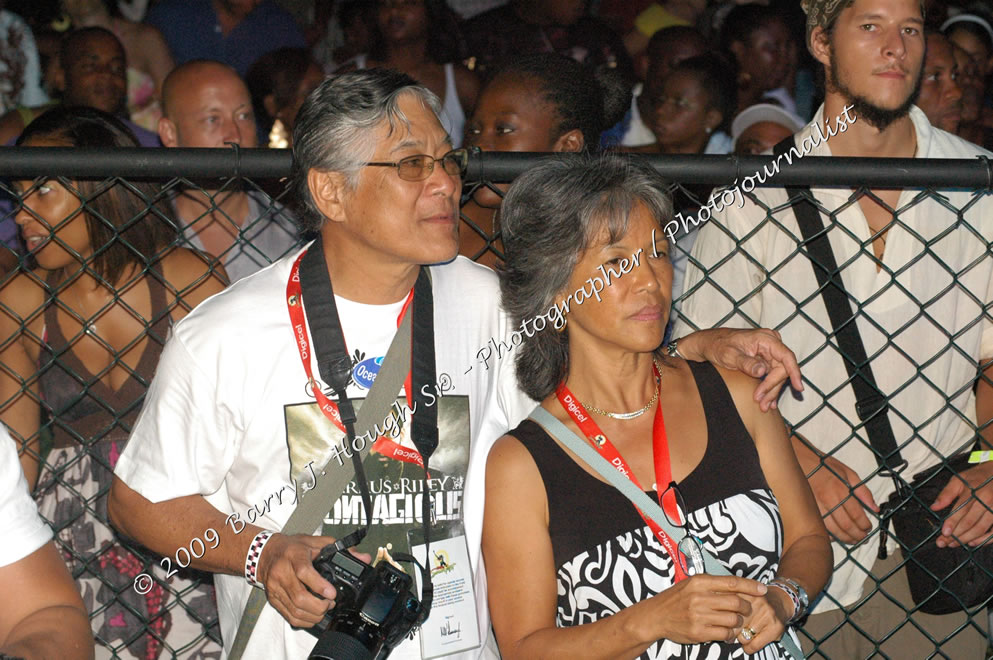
[772,135,904,475]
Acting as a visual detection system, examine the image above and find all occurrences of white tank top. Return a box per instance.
[354,54,466,147]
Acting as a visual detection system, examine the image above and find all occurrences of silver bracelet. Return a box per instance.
[767,581,799,621]
[779,577,809,622]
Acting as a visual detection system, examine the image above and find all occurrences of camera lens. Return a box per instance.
[308,631,376,660]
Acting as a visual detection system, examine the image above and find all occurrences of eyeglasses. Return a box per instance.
[661,481,707,576]
[363,148,468,182]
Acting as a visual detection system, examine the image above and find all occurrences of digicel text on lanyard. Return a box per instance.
[556,366,690,582]
[286,249,425,470]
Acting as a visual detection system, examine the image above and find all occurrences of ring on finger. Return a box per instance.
[741,627,757,642]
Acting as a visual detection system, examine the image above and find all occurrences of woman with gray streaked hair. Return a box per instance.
[481,152,831,660]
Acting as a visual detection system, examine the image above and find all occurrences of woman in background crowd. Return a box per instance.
[313,0,376,72]
[337,0,478,147]
[60,0,174,131]
[636,53,736,156]
[625,52,736,307]
[721,4,796,116]
[460,53,629,266]
[484,152,831,660]
[246,47,324,148]
[952,42,993,148]
[0,106,225,659]
[943,12,993,83]
[943,12,993,141]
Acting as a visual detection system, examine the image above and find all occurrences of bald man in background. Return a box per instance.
[159,59,299,283]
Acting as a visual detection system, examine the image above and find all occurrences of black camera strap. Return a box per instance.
[298,238,436,618]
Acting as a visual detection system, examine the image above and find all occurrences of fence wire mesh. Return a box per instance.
[0,147,991,659]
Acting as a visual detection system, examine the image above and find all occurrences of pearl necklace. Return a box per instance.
[579,358,663,420]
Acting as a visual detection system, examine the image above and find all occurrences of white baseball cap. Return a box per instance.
[732,103,806,144]
[941,13,993,48]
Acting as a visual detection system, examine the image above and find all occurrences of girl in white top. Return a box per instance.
[339,0,478,147]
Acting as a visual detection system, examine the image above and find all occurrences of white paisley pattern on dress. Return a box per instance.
[557,488,800,660]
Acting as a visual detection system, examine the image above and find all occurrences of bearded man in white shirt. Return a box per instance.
[676,0,993,656]
[106,68,805,659]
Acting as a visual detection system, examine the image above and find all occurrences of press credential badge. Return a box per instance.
[408,520,480,658]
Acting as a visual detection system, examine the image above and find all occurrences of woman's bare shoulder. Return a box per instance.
[487,430,549,491]
[484,431,550,532]
[707,362,788,442]
[0,269,48,322]
[487,432,534,472]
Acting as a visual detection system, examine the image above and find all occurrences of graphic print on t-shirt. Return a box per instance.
[284,395,470,553]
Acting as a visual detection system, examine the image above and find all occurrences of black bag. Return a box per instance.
[882,453,993,614]
[775,136,993,615]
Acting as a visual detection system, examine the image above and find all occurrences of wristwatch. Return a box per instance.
[770,577,810,623]
[781,577,809,619]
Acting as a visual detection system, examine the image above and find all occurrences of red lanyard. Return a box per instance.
[286,249,424,469]
[556,365,688,581]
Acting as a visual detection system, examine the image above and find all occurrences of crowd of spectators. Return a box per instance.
[0,0,991,659]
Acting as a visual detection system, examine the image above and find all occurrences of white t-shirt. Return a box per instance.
[115,245,535,659]
[0,425,53,567]
[675,105,993,613]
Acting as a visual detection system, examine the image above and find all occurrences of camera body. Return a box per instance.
[307,546,422,660]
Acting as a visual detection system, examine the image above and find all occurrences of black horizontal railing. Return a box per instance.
[2,146,992,189]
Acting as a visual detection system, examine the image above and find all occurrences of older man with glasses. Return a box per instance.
[107,69,805,659]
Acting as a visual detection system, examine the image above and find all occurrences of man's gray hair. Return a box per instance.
[499,153,674,401]
[292,69,444,233]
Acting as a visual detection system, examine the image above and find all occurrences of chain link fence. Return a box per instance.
[1,147,991,659]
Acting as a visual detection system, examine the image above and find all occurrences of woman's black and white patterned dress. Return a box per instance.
[508,360,800,660]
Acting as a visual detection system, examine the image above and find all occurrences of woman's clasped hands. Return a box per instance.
[643,574,787,652]
[738,582,792,654]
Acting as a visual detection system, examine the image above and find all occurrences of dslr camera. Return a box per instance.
[307,545,423,660]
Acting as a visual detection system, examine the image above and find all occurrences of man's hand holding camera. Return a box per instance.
[257,533,372,628]
[258,533,338,628]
